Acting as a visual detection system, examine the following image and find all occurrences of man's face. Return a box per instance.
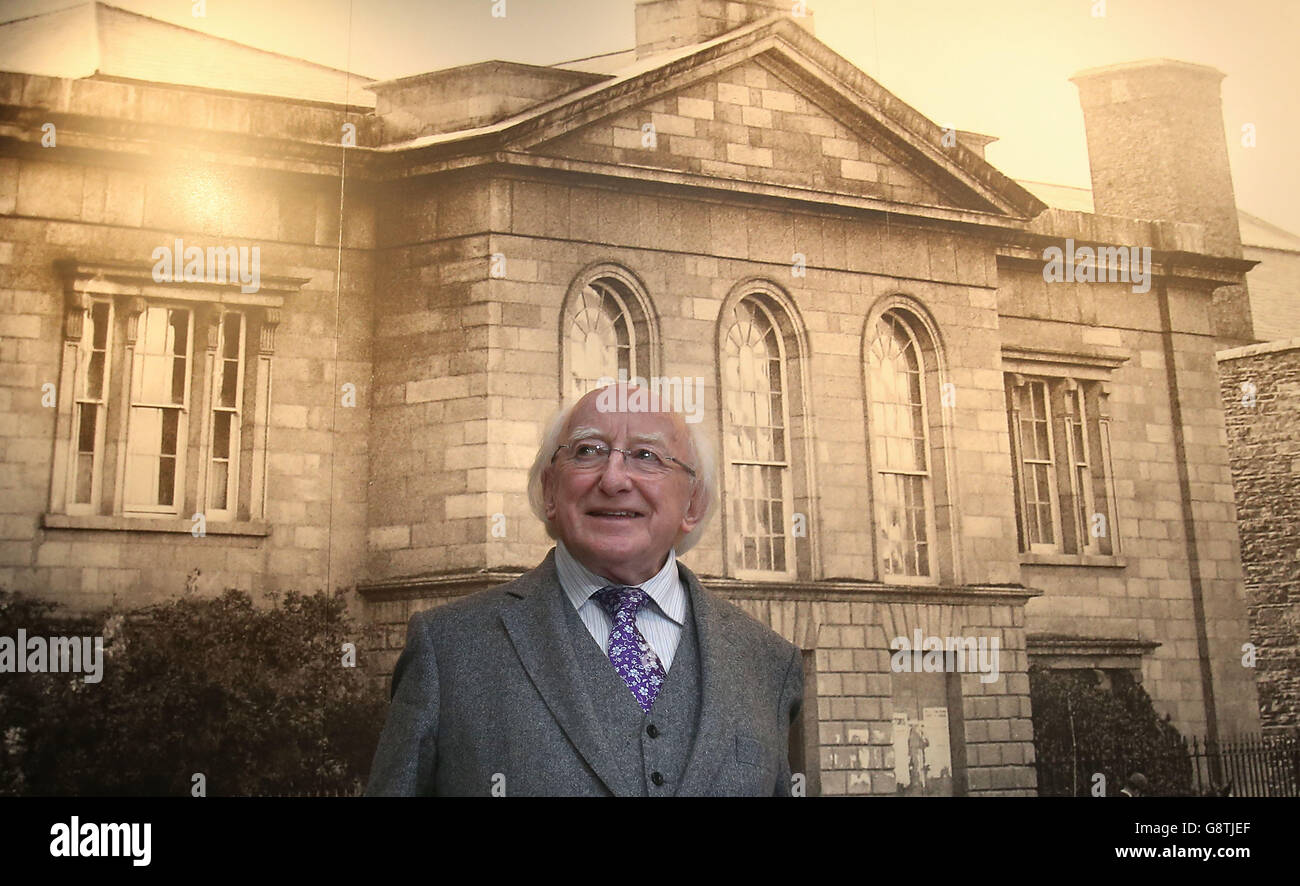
[543,387,704,586]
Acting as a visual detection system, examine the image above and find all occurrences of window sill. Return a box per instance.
[42,514,271,537]
[1020,552,1126,568]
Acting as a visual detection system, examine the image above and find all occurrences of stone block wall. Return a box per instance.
[365,169,1021,589]
[996,253,1259,738]
[0,72,373,610]
[730,594,1036,796]
[542,59,951,207]
[1218,339,1300,731]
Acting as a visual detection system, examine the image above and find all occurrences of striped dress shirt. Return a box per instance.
[554,540,686,672]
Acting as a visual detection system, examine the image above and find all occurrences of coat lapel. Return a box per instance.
[498,549,639,797]
[675,562,741,796]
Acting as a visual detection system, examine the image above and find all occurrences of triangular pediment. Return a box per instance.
[534,59,968,207]
[495,18,1043,218]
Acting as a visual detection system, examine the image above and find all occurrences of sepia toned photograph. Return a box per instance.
[0,0,1295,833]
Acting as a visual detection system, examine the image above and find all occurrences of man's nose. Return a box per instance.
[596,448,635,490]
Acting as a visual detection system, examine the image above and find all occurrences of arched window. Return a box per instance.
[561,269,654,402]
[866,310,935,580]
[721,294,798,578]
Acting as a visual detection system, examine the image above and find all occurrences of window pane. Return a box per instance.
[171,356,187,403]
[1024,496,1041,545]
[125,402,184,510]
[869,312,932,577]
[136,355,165,403]
[222,314,241,359]
[1035,464,1052,502]
[870,315,926,473]
[723,299,792,574]
[728,462,788,572]
[124,455,154,506]
[80,303,112,406]
[76,403,97,452]
[210,461,229,510]
[1023,462,1053,545]
[1012,379,1061,550]
[134,308,190,405]
[221,360,239,408]
[206,312,245,515]
[90,302,110,349]
[566,281,633,399]
[139,309,164,353]
[213,411,232,459]
[1077,466,1091,537]
[129,408,162,456]
[73,402,98,504]
[169,310,188,356]
[86,351,105,399]
[1033,416,1050,456]
[75,454,94,503]
[878,473,905,575]
[157,455,176,506]
[161,409,179,456]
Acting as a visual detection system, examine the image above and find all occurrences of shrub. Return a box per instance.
[0,588,388,796]
[1029,665,1194,796]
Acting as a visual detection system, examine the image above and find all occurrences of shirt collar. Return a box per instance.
[554,540,686,627]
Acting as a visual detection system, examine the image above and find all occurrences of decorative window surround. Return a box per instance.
[1002,345,1127,562]
[47,260,308,530]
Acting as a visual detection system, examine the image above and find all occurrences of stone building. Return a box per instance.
[1213,217,1300,736]
[1217,340,1300,732]
[1015,64,1300,736]
[0,1,1264,794]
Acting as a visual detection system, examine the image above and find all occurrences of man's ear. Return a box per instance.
[542,466,556,520]
[678,479,707,535]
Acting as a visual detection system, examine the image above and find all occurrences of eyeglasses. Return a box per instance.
[552,441,696,479]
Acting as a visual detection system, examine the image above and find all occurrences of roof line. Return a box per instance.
[83,71,373,109]
[373,17,782,151]
[368,58,605,91]
[1237,208,1300,238]
[1217,337,1300,361]
[1071,57,1227,81]
[368,14,1039,216]
[80,1,378,82]
[0,0,88,26]
[1014,178,1092,190]
[1018,180,1300,244]
[548,47,634,68]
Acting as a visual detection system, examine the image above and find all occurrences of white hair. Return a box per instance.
[526,392,718,554]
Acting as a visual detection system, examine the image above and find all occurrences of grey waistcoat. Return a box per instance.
[560,592,702,796]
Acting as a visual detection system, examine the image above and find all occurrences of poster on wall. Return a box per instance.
[892,706,954,796]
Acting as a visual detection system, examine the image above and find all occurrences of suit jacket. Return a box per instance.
[366,548,804,796]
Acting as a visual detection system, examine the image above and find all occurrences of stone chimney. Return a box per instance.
[1071,59,1253,344]
[635,0,814,58]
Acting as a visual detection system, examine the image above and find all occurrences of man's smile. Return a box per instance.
[586,508,646,519]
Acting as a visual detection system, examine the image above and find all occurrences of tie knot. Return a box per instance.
[593,585,648,619]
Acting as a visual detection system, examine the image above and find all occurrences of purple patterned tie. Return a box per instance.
[593,585,667,713]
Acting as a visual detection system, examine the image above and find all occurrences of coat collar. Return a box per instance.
[499,548,741,796]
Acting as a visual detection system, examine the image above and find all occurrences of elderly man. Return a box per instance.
[366,383,803,796]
